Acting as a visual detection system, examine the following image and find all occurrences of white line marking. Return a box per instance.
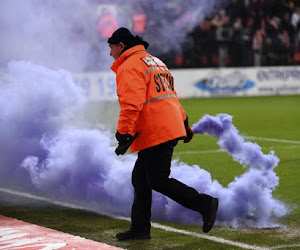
[112,216,271,250]
[115,216,269,249]
[151,223,269,250]
[270,244,300,249]
[0,187,86,210]
[174,145,299,155]
[0,187,272,250]
[175,149,222,155]
[243,136,300,144]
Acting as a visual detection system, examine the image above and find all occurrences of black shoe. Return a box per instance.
[202,197,218,233]
[116,230,151,241]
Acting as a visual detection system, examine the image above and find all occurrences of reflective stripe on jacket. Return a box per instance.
[111,45,187,152]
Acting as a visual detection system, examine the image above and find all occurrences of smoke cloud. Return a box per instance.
[0,0,225,72]
[0,0,106,72]
[0,61,288,228]
[0,0,288,228]
[191,114,287,227]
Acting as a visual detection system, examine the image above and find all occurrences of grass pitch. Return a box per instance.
[1,95,300,249]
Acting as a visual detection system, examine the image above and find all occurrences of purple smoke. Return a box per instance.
[188,114,287,227]
[0,0,225,71]
[193,114,279,171]
[0,61,288,228]
[0,61,85,189]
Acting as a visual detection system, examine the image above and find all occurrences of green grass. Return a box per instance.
[1,95,300,249]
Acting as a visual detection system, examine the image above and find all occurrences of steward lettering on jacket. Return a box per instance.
[141,56,175,93]
[154,73,174,93]
[141,56,166,67]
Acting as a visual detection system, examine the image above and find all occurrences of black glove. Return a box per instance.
[115,131,138,155]
[184,117,194,143]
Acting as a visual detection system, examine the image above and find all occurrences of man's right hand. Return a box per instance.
[115,131,138,155]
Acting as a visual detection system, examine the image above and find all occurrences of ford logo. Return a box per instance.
[195,71,255,92]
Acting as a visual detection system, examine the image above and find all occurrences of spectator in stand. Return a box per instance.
[270,16,281,30]
[212,12,226,67]
[248,0,262,19]
[278,29,291,64]
[219,8,230,24]
[97,8,119,39]
[262,36,278,66]
[252,29,264,66]
[204,18,217,67]
[281,11,295,42]
[189,18,207,67]
[231,17,244,66]
[242,18,254,66]
[214,9,231,68]
[265,16,281,42]
[281,11,296,63]
[181,27,197,68]
[283,1,296,16]
[292,6,300,53]
[211,12,224,29]
[292,6,300,29]
[216,23,232,67]
[190,18,216,67]
[263,0,282,18]
[227,0,247,25]
[247,0,264,33]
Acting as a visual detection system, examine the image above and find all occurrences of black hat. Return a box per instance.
[108,27,149,49]
[108,27,134,44]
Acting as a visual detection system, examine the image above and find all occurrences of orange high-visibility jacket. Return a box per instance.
[111,45,187,152]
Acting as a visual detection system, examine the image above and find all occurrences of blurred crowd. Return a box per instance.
[3,0,300,71]
[95,0,300,70]
[161,0,300,68]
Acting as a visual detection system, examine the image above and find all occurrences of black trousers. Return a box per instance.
[131,138,211,233]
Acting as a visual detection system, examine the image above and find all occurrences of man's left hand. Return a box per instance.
[184,117,194,143]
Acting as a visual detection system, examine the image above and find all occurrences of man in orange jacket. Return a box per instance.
[108,27,218,241]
